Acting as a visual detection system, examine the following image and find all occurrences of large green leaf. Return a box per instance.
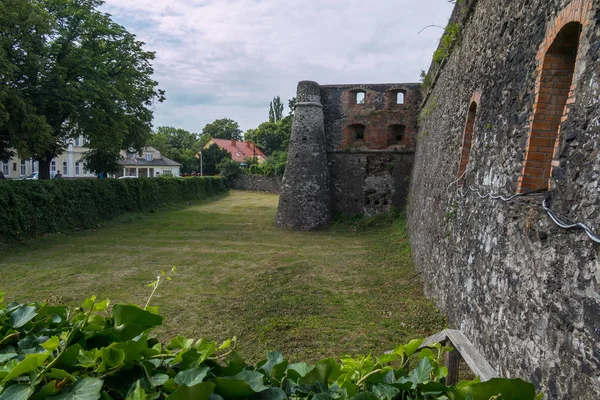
[258,352,284,378]
[299,359,337,385]
[174,367,210,387]
[47,377,103,400]
[258,387,287,400]
[452,378,537,400]
[126,381,148,400]
[214,370,268,398]
[408,358,433,386]
[101,347,125,368]
[403,339,424,357]
[111,305,163,341]
[371,383,400,400]
[0,384,33,400]
[1,356,41,383]
[349,392,378,400]
[9,306,37,328]
[167,382,215,400]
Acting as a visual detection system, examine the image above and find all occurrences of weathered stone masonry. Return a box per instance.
[277,81,420,230]
[409,0,600,399]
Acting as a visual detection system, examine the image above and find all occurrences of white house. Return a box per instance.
[0,140,180,179]
[118,147,181,178]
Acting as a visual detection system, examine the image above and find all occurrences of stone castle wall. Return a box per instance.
[408,0,600,398]
[277,82,421,229]
[231,175,282,194]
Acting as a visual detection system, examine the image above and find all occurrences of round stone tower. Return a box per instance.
[276,81,331,231]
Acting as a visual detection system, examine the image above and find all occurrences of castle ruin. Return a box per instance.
[277,0,600,398]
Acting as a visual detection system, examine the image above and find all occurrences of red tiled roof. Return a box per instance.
[210,139,267,163]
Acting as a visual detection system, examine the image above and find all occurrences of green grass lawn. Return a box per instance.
[0,190,444,362]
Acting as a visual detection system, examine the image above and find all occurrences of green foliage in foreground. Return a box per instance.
[0,294,540,400]
[0,177,226,243]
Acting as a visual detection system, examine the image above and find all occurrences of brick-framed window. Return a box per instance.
[457,92,480,185]
[388,89,406,107]
[349,123,366,142]
[350,90,366,105]
[388,124,406,146]
[518,0,592,193]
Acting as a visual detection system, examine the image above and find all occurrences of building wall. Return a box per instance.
[1,137,96,179]
[321,84,420,215]
[231,175,282,194]
[408,0,600,398]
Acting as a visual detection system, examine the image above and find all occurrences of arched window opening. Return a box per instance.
[457,101,477,185]
[388,124,406,145]
[354,91,365,104]
[519,21,582,193]
[396,92,405,104]
[349,124,366,142]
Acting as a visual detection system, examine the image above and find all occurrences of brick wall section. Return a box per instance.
[338,87,417,150]
[518,0,593,193]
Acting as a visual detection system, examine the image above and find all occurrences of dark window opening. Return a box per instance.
[457,101,478,185]
[388,124,406,145]
[519,21,581,193]
[349,124,366,142]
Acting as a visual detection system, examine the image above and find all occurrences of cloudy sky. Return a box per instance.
[101,0,455,134]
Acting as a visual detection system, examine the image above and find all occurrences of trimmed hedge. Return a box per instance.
[0,177,226,243]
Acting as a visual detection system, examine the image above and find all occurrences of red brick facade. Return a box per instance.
[518,0,593,193]
[340,88,416,150]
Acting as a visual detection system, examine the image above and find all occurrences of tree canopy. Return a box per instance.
[244,116,292,156]
[0,0,164,178]
[148,126,201,174]
[269,96,284,123]
[201,118,243,141]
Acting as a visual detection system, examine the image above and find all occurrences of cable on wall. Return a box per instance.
[448,175,600,244]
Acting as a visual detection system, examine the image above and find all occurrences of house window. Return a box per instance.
[388,124,406,145]
[1,162,8,175]
[51,160,56,177]
[519,21,582,193]
[162,170,173,176]
[145,153,153,161]
[457,100,478,185]
[82,137,87,146]
[74,137,80,147]
[62,161,68,176]
[13,163,16,172]
[20,160,26,176]
[83,163,88,174]
[75,162,80,175]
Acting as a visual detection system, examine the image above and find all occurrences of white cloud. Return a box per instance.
[101,0,454,133]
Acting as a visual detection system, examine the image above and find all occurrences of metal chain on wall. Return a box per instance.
[446,171,600,244]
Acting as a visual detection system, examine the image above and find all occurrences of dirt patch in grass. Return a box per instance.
[0,190,444,362]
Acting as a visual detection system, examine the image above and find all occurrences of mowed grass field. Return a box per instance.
[0,190,444,362]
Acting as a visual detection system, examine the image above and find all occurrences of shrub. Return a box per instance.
[217,159,243,183]
[0,177,226,243]
[247,151,287,177]
[0,293,541,400]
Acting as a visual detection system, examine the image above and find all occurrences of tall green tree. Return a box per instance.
[245,116,292,156]
[0,0,52,162]
[148,126,201,174]
[269,96,284,123]
[0,0,165,178]
[201,143,231,175]
[288,97,297,116]
[201,118,243,141]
